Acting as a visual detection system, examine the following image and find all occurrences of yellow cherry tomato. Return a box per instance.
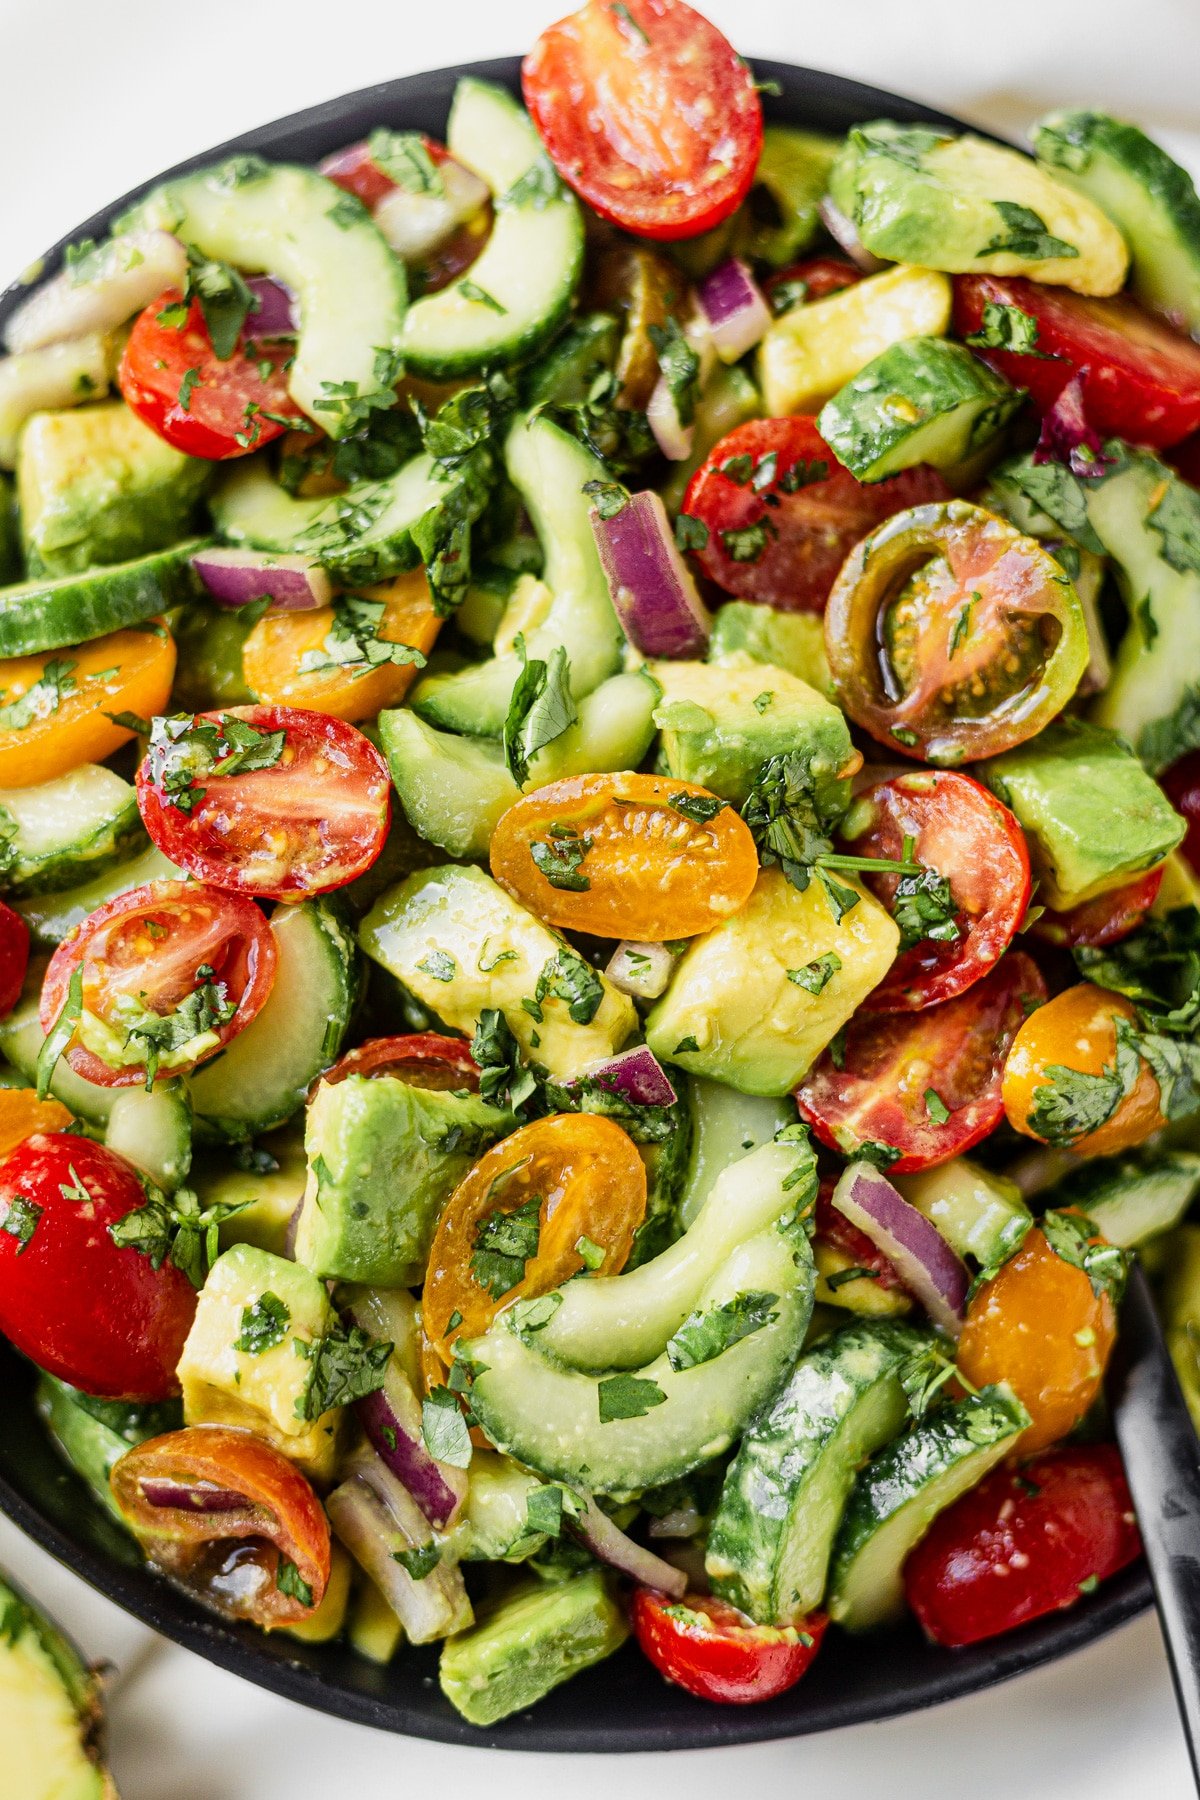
[1002,981,1163,1157]
[0,621,176,787]
[0,1088,72,1157]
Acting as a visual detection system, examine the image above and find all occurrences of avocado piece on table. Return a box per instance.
[708,601,833,695]
[828,122,1128,295]
[18,400,209,576]
[982,717,1185,909]
[0,1569,116,1798]
[439,1570,628,1726]
[646,867,899,1096]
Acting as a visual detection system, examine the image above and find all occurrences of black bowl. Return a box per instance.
[0,55,1152,1752]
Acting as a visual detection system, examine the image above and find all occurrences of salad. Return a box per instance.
[2,0,1200,1747]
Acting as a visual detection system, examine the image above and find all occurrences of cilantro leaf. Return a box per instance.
[674,513,709,552]
[503,639,578,787]
[109,1183,246,1289]
[980,200,1079,261]
[297,594,427,678]
[892,867,961,952]
[36,965,82,1100]
[666,1291,779,1371]
[235,1292,290,1355]
[1026,1023,1143,1147]
[421,1385,473,1467]
[367,129,444,195]
[293,1322,391,1419]
[597,1374,667,1422]
[669,792,728,825]
[647,317,700,428]
[0,1196,42,1254]
[533,949,604,1025]
[787,953,842,994]
[144,712,286,814]
[471,1191,541,1298]
[417,951,457,983]
[392,1542,442,1581]
[530,828,592,891]
[965,301,1049,356]
[275,1557,314,1608]
[1041,1207,1129,1304]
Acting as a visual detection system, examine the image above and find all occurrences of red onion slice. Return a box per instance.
[138,1478,249,1513]
[571,1493,687,1598]
[817,197,886,274]
[575,1045,678,1109]
[604,941,676,1001]
[243,276,298,340]
[697,259,772,362]
[192,548,332,613]
[590,490,711,659]
[5,230,189,354]
[1033,374,1116,479]
[355,1366,467,1528]
[831,1160,969,1336]
[327,1470,472,1643]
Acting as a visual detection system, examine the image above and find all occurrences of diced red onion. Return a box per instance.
[139,1478,249,1513]
[191,548,332,613]
[591,490,711,659]
[697,259,772,363]
[817,197,885,274]
[1033,374,1116,479]
[5,230,189,354]
[571,1493,687,1598]
[243,276,298,340]
[374,157,490,265]
[355,1366,466,1529]
[575,1045,677,1109]
[831,1160,969,1336]
[646,375,693,462]
[605,941,676,1001]
[327,1467,472,1643]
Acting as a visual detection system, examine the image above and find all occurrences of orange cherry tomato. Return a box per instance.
[489,772,760,941]
[242,570,441,722]
[957,1224,1118,1453]
[0,1088,72,1158]
[110,1425,331,1627]
[1002,981,1164,1157]
[423,1113,647,1366]
[0,622,176,787]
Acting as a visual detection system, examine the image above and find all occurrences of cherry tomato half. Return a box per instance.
[1162,751,1200,879]
[681,416,949,614]
[40,880,276,1088]
[824,500,1091,765]
[631,1589,827,1704]
[0,901,29,1018]
[0,1134,196,1399]
[0,622,176,788]
[423,1113,646,1366]
[110,1424,331,1626]
[522,0,762,241]
[953,274,1200,452]
[119,294,305,460]
[136,705,391,899]
[956,1223,1118,1453]
[489,772,760,941]
[904,1445,1140,1647]
[1001,981,1164,1157]
[764,256,862,313]
[841,771,1030,1011]
[1032,866,1164,950]
[797,951,1046,1175]
[317,1033,479,1093]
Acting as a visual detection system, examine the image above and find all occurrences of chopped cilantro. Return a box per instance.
[417,951,457,983]
[924,1088,951,1125]
[530,829,592,891]
[965,301,1048,356]
[235,1293,291,1355]
[276,1557,314,1607]
[504,638,577,786]
[0,658,76,732]
[292,1323,391,1419]
[666,1291,779,1371]
[597,1373,667,1422]
[787,953,841,995]
[471,1192,542,1299]
[421,1385,473,1467]
[674,512,709,553]
[582,478,629,520]
[979,201,1079,261]
[0,1196,42,1254]
[392,1542,442,1581]
[669,792,728,825]
[647,317,699,428]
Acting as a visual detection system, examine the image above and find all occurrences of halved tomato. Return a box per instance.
[796,951,1047,1174]
[0,622,176,788]
[1032,867,1164,950]
[316,1033,479,1093]
[630,1588,827,1704]
[1001,981,1164,1157]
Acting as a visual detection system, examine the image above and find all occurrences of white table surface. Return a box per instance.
[2,1,1200,1792]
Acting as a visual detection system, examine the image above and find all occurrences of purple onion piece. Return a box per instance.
[573,1044,678,1110]
[570,1493,687,1598]
[192,548,332,613]
[1032,374,1116,479]
[356,1368,466,1528]
[697,258,772,362]
[243,275,298,340]
[326,1472,472,1643]
[604,941,676,1002]
[646,374,693,461]
[832,1160,969,1336]
[139,1478,249,1513]
[590,490,711,659]
[817,197,885,274]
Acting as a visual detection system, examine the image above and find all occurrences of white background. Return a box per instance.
[2,1,1199,1794]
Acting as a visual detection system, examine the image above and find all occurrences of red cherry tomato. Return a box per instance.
[796,951,1046,1174]
[764,256,862,311]
[40,881,276,1089]
[522,0,762,241]
[118,294,305,460]
[814,1176,905,1290]
[681,417,950,613]
[904,1445,1141,1647]
[0,901,30,1019]
[953,275,1200,451]
[317,1033,479,1093]
[841,771,1031,1011]
[1032,866,1164,950]
[1162,751,1200,878]
[631,1588,827,1704]
[0,1134,196,1399]
[136,706,391,899]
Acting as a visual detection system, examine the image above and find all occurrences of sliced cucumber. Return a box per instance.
[0,766,142,898]
[817,338,1023,481]
[897,1157,1032,1269]
[707,1320,928,1624]
[36,1374,180,1525]
[103,1080,192,1191]
[529,668,660,784]
[828,1388,1030,1631]
[523,312,620,409]
[400,80,583,379]
[121,160,406,435]
[676,1079,795,1233]
[0,539,202,657]
[1046,1148,1200,1249]
[380,710,518,860]
[14,843,177,948]
[0,989,120,1124]
[171,601,256,709]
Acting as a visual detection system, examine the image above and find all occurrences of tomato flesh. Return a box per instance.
[317,1033,479,1093]
[0,1134,196,1399]
[522,0,762,240]
[1002,981,1164,1157]
[842,771,1030,1011]
[904,1445,1140,1647]
[1032,866,1163,950]
[631,1589,827,1704]
[1162,751,1200,878]
[796,951,1046,1174]
[0,901,29,1018]
[682,416,949,614]
[137,705,391,899]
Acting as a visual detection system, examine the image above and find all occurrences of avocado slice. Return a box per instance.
[0,1571,115,1798]
[439,1571,628,1727]
[708,602,833,696]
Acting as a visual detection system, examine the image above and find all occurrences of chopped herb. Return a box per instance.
[891,726,919,747]
[674,1035,700,1055]
[979,201,1079,261]
[57,1166,90,1204]
[778,457,829,493]
[899,1341,969,1419]
[575,1234,605,1271]
[948,593,977,657]
[235,1292,291,1355]
[313,345,405,435]
[770,277,809,316]
[499,153,564,210]
[531,830,592,891]
[533,949,604,1025]
[507,1292,563,1333]
[1041,1208,1129,1304]
[1078,1573,1100,1595]
[104,710,153,734]
[477,942,519,974]
[893,866,961,952]
[144,711,285,815]
[582,477,629,520]
[504,638,577,786]
[787,953,841,995]
[719,453,754,486]
[471,1192,542,1299]
[1026,1024,1143,1148]
[458,279,507,315]
[109,1184,246,1289]
[392,1543,442,1581]
[647,318,699,429]
[421,1385,473,1467]
[328,191,368,229]
[471,1009,541,1115]
[177,366,201,411]
[36,965,82,1100]
[294,1322,391,1420]
[113,963,237,1088]
[720,519,775,563]
[965,302,1048,356]
[674,512,709,553]
[609,1,649,43]
[597,1373,667,1422]
[0,658,76,732]
[0,1196,42,1254]
[526,1483,572,1537]
[276,1557,314,1607]
[669,792,728,825]
[666,1290,779,1371]
[367,129,443,195]
[753,691,774,714]
[297,594,426,677]
[826,1265,881,1291]
[924,1087,951,1125]
[417,951,457,983]
[854,1139,903,1171]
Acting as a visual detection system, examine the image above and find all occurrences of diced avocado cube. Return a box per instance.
[439,1570,628,1727]
[194,1132,307,1259]
[177,1244,342,1480]
[18,400,210,576]
[295,1072,514,1286]
[708,602,833,696]
[646,867,899,1096]
[359,863,637,1081]
[983,719,1185,909]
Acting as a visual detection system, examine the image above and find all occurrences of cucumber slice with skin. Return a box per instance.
[36,1374,180,1525]
[896,1157,1032,1269]
[1045,1148,1200,1249]
[400,80,583,380]
[0,538,203,657]
[103,1080,192,1191]
[676,1077,795,1232]
[14,843,177,948]
[0,765,142,897]
[706,1320,929,1624]
[120,160,406,435]
[817,337,1023,481]
[828,1388,1030,1631]
[0,989,121,1125]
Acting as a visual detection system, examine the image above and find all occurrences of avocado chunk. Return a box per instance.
[448,1450,549,1563]
[735,126,840,268]
[0,1571,115,1799]
[650,656,855,810]
[360,863,636,1081]
[439,1570,628,1727]
[18,401,209,576]
[295,1071,513,1286]
[177,1243,344,1479]
[1034,111,1200,336]
[192,1132,307,1258]
[983,718,1185,909]
[817,337,1023,481]
[708,602,832,696]
[171,601,256,709]
[37,1375,180,1525]
[828,123,1127,295]
[646,867,899,1096]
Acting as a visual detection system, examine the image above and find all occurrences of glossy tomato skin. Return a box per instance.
[764,257,862,310]
[682,417,949,613]
[843,771,1031,1011]
[317,1033,479,1093]
[904,1445,1140,1646]
[0,625,176,790]
[1002,982,1164,1157]
[0,1135,196,1399]
[953,274,1200,450]
[523,0,762,240]
[1032,866,1163,950]
[137,706,391,898]
[797,951,1046,1174]
[119,294,304,460]
[1162,751,1200,878]
[0,901,29,1018]
[631,1589,827,1704]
